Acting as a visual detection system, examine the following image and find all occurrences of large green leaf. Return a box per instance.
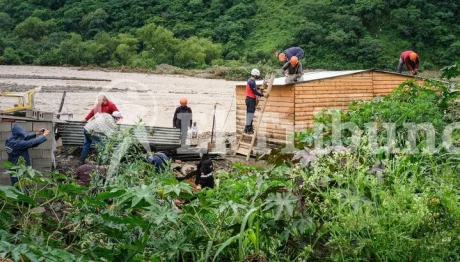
[263,192,297,220]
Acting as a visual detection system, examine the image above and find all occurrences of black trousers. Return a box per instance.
[245,97,257,130]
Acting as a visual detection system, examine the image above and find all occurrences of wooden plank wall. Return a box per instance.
[373,71,424,95]
[294,72,374,131]
[236,85,295,144]
[235,71,424,147]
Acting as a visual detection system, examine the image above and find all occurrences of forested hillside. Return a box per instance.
[0,0,458,70]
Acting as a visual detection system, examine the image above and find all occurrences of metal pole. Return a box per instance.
[210,103,217,151]
[57,91,67,119]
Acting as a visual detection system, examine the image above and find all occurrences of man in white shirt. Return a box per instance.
[188,122,199,138]
[79,111,122,164]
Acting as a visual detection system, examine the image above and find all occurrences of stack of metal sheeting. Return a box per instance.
[55,122,181,152]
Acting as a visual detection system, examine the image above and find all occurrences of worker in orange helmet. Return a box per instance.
[281,56,303,83]
[397,50,420,75]
[173,97,193,146]
[278,47,304,63]
[173,97,193,129]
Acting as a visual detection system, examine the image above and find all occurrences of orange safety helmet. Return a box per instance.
[290,56,299,66]
[410,52,418,61]
[180,97,188,106]
[278,53,286,62]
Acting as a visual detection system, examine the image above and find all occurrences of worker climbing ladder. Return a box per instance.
[234,73,275,160]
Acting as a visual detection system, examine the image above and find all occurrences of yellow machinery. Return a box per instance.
[0,87,41,114]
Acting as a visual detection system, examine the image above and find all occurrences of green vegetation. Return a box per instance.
[0,0,458,71]
[1,65,460,261]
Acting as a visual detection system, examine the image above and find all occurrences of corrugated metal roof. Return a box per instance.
[237,70,371,86]
[236,69,432,86]
[55,122,181,152]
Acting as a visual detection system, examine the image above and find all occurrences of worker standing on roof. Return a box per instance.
[279,47,304,63]
[245,69,265,134]
[396,50,419,75]
[84,94,119,122]
[79,111,122,164]
[282,56,303,83]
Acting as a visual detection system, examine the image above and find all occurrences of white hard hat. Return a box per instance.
[251,68,260,77]
[112,111,122,118]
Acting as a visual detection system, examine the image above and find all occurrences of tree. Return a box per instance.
[80,8,109,37]
[0,12,13,30]
[175,36,221,68]
[14,17,56,40]
[137,24,179,65]
[57,33,89,65]
[1,47,21,64]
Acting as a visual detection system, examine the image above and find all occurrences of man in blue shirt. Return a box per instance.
[278,47,304,63]
[6,124,50,185]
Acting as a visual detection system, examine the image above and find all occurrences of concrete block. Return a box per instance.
[13,122,33,132]
[42,149,52,159]
[26,110,40,119]
[1,132,11,141]
[0,176,10,186]
[0,143,5,150]
[30,149,43,158]
[36,138,53,150]
[32,122,53,133]
[32,158,52,168]
[36,167,52,176]
[2,151,8,160]
[0,123,11,132]
[38,112,54,121]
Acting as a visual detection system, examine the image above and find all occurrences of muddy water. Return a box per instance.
[0,66,240,134]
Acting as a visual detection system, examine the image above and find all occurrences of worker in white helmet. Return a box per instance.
[244,69,266,134]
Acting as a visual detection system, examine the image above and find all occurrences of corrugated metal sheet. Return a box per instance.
[237,70,370,86]
[55,122,181,151]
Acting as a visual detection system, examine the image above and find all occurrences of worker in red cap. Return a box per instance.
[173,97,193,129]
[278,47,304,63]
[397,50,420,75]
[281,56,303,83]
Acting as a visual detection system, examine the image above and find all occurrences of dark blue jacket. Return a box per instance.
[283,47,304,61]
[173,106,193,128]
[147,152,169,173]
[5,124,47,166]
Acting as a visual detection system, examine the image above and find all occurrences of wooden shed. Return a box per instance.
[235,70,424,148]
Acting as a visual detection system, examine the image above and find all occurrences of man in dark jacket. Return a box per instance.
[5,124,50,185]
[173,97,193,146]
[195,150,214,189]
[173,97,193,129]
[146,152,169,173]
[279,47,304,63]
[175,148,214,189]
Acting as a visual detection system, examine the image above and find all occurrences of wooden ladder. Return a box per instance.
[234,73,275,160]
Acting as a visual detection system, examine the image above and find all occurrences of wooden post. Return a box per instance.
[57,91,66,119]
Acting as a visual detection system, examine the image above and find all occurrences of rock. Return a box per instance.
[30,207,46,214]
[171,163,182,171]
[174,160,182,164]
[173,170,185,179]
[52,202,63,212]
[181,164,196,175]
